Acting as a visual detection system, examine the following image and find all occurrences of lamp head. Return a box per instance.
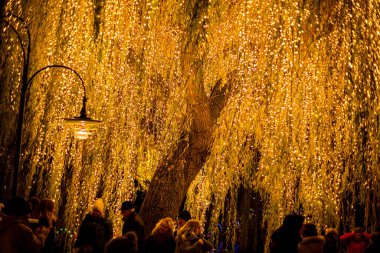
[64,96,101,139]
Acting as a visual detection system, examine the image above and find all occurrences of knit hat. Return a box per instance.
[283,214,305,227]
[120,201,135,211]
[178,210,191,221]
[4,197,31,216]
[93,198,104,214]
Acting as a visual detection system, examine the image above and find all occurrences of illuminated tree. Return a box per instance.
[1,0,380,251]
[138,0,233,233]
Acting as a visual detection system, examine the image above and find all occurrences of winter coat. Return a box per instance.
[270,214,304,253]
[364,232,380,253]
[37,219,59,253]
[105,236,137,253]
[122,211,145,253]
[176,235,213,253]
[340,232,371,253]
[323,235,339,253]
[29,211,59,253]
[299,236,325,253]
[0,216,43,253]
[41,226,60,253]
[270,227,303,253]
[74,213,113,253]
[144,232,176,253]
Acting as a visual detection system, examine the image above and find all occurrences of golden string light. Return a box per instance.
[1,0,379,250]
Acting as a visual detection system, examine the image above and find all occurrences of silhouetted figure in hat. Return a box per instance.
[178,211,191,229]
[74,198,113,253]
[28,196,41,215]
[269,214,305,253]
[120,201,145,253]
[175,210,191,237]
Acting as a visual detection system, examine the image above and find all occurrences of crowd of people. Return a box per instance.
[1,197,379,253]
[0,197,213,253]
[269,214,380,253]
[0,197,56,253]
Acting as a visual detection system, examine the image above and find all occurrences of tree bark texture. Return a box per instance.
[139,94,214,233]
[139,60,233,233]
[140,0,225,234]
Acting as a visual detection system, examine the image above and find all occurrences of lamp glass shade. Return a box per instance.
[64,117,102,140]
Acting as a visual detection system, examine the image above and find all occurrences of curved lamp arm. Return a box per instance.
[27,65,86,96]
[0,14,31,70]
[1,20,88,198]
[2,14,96,199]
[27,65,88,118]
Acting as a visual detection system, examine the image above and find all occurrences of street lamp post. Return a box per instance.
[0,14,101,199]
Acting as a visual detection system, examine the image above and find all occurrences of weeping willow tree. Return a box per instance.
[0,0,379,251]
[186,0,380,247]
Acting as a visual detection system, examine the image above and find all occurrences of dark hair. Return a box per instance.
[31,199,55,217]
[178,210,191,221]
[325,228,338,238]
[302,223,318,237]
[120,201,135,211]
[30,199,56,227]
[105,232,137,253]
[28,196,41,211]
[4,198,31,217]
[283,214,305,232]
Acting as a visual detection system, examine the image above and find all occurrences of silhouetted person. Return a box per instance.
[30,199,58,253]
[269,214,305,253]
[0,197,50,253]
[174,210,191,237]
[74,198,113,253]
[323,228,339,253]
[145,217,176,253]
[121,201,145,253]
[299,223,325,253]
[105,231,138,253]
[178,211,191,229]
[175,219,213,253]
[28,196,41,215]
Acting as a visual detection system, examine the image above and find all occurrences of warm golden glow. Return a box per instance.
[64,118,101,140]
[1,0,379,250]
[73,129,92,140]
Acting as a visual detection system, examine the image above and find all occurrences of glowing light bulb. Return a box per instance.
[73,127,93,140]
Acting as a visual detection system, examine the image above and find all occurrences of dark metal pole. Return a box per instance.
[12,57,28,198]
[0,15,30,199]
[12,64,86,199]
[2,15,86,199]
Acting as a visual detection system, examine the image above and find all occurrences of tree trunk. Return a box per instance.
[139,65,233,232]
[139,94,214,233]
[139,0,231,234]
